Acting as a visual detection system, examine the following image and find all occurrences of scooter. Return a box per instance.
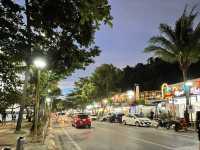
[156,119,173,129]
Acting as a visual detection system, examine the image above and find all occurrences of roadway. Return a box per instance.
[52,121,199,150]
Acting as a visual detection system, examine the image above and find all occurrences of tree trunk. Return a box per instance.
[182,68,187,82]
[16,0,32,132]
[16,70,28,131]
[181,67,190,124]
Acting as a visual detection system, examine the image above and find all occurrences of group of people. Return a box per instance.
[0,110,17,126]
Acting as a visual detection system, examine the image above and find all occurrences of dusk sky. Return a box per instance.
[60,0,200,94]
[16,0,200,95]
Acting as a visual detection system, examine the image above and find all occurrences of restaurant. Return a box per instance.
[161,78,200,120]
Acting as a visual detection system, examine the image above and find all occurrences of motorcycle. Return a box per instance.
[156,119,174,129]
[174,118,188,132]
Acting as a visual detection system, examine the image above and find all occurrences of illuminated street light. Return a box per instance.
[34,58,46,69]
[127,90,134,99]
[103,99,108,104]
[46,97,51,104]
[185,81,193,87]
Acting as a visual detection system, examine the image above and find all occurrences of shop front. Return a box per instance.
[162,78,200,120]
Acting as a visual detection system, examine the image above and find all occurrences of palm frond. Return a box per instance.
[149,36,176,52]
[159,24,176,43]
[154,50,177,63]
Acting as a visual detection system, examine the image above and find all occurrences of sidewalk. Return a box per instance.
[25,128,58,150]
[0,122,29,150]
[0,121,57,150]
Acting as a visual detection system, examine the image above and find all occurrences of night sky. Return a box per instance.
[16,0,200,94]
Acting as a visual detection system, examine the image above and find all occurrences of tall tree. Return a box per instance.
[0,0,112,131]
[145,6,200,122]
[145,6,200,81]
[91,64,123,100]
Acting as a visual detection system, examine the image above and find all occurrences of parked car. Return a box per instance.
[72,113,91,128]
[122,113,152,127]
[99,113,112,121]
[109,113,125,123]
[90,114,97,121]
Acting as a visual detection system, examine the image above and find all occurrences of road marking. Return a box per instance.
[62,128,82,150]
[98,126,175,150]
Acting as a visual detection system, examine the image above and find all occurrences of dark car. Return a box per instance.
[109,113,125,123]
[72,114,91,128]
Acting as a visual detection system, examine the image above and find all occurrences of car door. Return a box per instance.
[130,115,135,125]
[125,115,130,124]
[132,116,137,125]
[127,114,134,125]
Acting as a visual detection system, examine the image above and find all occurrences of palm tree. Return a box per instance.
[145,6,200,122]
[145,6,200,81]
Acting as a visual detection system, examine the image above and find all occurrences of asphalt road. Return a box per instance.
[53,122,199,150]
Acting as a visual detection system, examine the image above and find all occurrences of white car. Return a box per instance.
[90,114,97,121]
[122,114,152,127]
[99,113,112,121]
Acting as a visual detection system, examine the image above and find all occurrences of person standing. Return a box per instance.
[150,110,154,120]
[2,110,7,126]
[12,111,16,122]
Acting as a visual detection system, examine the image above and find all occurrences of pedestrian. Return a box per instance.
[12,111,16,122]
[2,110,7,126]
[150,110,154,120]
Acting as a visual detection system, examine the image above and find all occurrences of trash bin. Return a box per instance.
[16,137,26,150]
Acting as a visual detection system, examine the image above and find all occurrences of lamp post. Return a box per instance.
[33,58,46,136]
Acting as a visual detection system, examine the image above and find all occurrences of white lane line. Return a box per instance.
[62,128,82,150]
[98,126,175,150]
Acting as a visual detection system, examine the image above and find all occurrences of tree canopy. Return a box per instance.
[145,6,200,81]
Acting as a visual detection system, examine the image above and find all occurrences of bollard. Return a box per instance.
[16,137,26,150]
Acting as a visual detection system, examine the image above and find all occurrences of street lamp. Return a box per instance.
[33,58,46,137]
[127,90,134,99]
[185,81,193,87]
[34,58,46,69]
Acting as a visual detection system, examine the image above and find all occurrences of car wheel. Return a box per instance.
[88,125,91,128]
[135,122,140,127]
[123,120,126,125]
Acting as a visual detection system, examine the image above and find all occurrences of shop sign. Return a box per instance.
[191,87,200,95]
[174,90,185,97]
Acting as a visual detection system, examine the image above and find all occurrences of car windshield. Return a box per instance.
[78,115,88,119]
